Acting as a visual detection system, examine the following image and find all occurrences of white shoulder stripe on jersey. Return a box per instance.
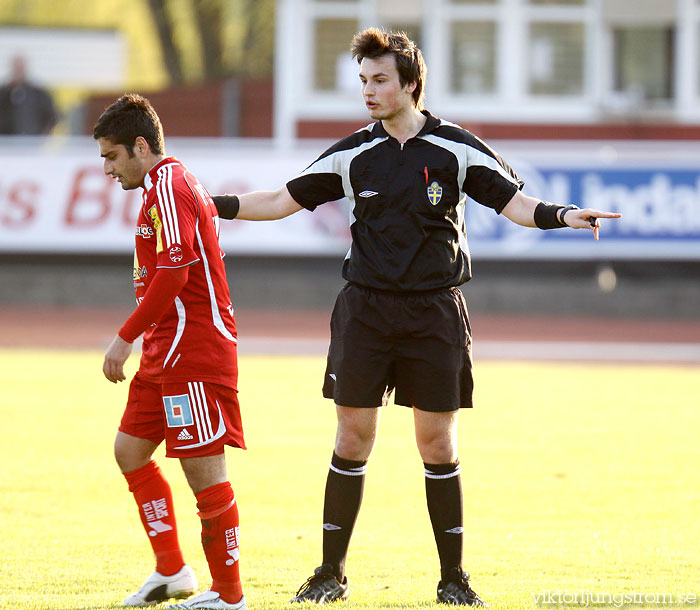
[299,132,383,183]
[194,217,237,344]
[155,166,169,244]
[299,136,389,228]
[165,165,181,244]
[166,164,181,245]
[437,120,520,189]
[420,134,468,191]
[468,147,521,188]
[156,166,175,247]
[156,164,181,248]
[421,133,521,190]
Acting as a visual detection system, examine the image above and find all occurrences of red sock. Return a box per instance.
[196,482,243,603]
[123,461,185,576]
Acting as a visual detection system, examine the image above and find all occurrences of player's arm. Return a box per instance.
[213,186,302,221]
[501,190,621,238]
[102,267,189,383]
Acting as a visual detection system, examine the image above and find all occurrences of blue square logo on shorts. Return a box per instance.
[163,394,194,428]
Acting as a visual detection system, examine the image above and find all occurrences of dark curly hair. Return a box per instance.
[93,93,164,157]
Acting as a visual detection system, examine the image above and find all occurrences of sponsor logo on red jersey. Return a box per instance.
[132,265,148,282]
[136,224,154,238]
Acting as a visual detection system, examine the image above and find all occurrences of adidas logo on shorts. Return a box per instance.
[177,428,194,441]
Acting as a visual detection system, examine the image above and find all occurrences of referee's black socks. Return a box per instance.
[424,460,464,581]
[321,451,368,581]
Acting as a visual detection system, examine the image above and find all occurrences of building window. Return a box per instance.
[613,26,674,103]
[313,18,360,91]
[528,22,585,96]
[451,21,497,95]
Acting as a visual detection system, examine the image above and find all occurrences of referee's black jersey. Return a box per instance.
[286,110,524,292]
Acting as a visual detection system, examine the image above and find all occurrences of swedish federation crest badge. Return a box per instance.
[427,181,442,205]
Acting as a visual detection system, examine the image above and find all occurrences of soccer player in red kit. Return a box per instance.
[94,94,246,610]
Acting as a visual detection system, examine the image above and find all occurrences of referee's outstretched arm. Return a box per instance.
[501,190,621,239]
[213,187,302,221]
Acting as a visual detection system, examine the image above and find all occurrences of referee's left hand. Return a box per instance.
[103,334,132,383]
[564,208,622,240]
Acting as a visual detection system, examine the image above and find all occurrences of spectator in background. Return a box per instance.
[0,55,57,135]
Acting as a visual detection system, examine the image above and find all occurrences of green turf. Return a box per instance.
[1,349,698,609]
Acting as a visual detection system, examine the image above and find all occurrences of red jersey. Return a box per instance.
[133,157,237,388]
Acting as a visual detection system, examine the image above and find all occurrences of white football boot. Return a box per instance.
[123,565,198,607]
[165,590,247,610]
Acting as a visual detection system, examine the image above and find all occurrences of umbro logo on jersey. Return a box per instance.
[445,526,464,534]
[177,428,194,441]
[329,373,337,381]
[359,190,379,198]
[323,523,342,531]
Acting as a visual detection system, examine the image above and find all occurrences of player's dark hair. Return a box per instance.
[351,28,426,110]
[93,93,165,156]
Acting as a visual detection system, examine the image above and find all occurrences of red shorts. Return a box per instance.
[119,373,246,458]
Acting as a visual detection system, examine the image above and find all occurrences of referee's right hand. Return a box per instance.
[563,207,622,239]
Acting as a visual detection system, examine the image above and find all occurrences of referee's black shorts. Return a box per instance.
[322,282,473,412]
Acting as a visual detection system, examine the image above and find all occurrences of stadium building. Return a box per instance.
[275,0,700,140]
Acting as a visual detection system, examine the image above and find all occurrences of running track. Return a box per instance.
[1,306,699,364]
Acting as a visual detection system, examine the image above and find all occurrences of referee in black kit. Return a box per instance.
[213,28,620,607]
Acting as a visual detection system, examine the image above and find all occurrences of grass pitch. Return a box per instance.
[0,349,698,610]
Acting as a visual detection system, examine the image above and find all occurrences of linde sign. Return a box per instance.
[466,165,700,258]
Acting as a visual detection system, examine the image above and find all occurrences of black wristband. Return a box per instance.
[534,201,567,230]
[212,194,240,220]
[558,204,579,227]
